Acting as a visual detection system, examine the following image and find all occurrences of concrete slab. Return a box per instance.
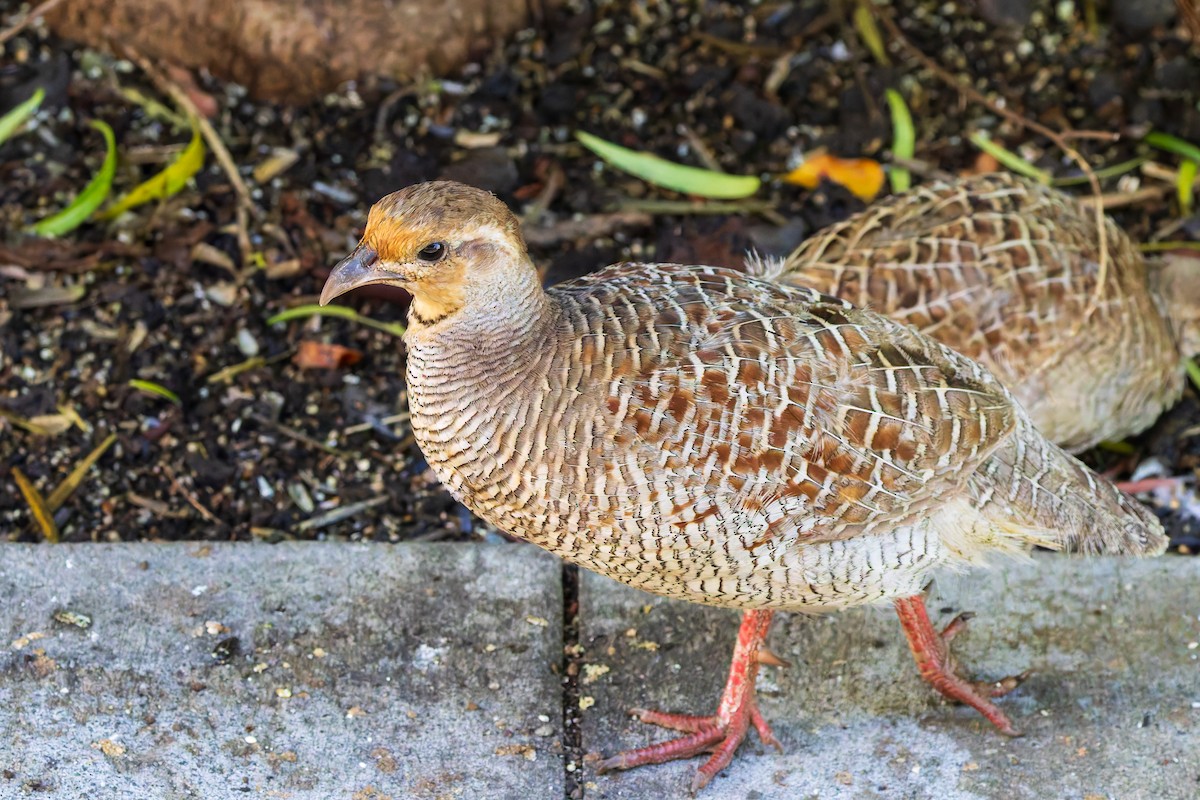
[0,542,564,799]
[579,555,1200,800]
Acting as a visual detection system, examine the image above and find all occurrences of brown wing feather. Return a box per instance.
[565,263,1017,542]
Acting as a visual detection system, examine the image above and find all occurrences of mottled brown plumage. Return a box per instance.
[755,173,1200,452]
[320,181,1166,793]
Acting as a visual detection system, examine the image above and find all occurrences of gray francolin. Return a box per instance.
[752,172,1200,452]
[320,181,1166,793]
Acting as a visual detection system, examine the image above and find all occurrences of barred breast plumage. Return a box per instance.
[320,180,1166,793]
[754,172,1200,452]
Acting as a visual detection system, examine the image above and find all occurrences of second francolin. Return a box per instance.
[754,173,1200,452]
[320,181,1166,794]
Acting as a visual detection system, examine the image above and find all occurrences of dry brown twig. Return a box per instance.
[1088,186,1172,211]
[119,46,260,265]
[1141,161,1187,184]
[521,159,566,229]
[523,210,654,248]
[1106,162,1200,238]
[679,124,724,173]
[0,0,67,47]
[876,7,1112,324]
[161,463,224,527]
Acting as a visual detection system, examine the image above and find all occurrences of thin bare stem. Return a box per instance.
[0,0,68,47]
[119,45,260,262]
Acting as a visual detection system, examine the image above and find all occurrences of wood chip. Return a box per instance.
[191,242,238,274]
[265,258,303,279]
[28,414,74,436]
[295,496,388,532]
[0,408,53,436]
[454,130,503,149]
[9,284,86,309]
[252,148,301,183]
[128,491,186,517]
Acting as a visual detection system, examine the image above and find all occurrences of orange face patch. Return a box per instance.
[361,181,524,264]
[364,206,441,264]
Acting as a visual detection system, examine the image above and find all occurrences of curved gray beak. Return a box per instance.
[319,245,400,305]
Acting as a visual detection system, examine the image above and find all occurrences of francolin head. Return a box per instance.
[755,172,1200,452]
[321,180,1166,793]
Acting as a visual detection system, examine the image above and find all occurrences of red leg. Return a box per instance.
[596,609,782,793]
[894,595,1028,736]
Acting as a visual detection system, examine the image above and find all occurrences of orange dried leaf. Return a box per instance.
[13,467,59,543]
[46,433,118,512]
[294,341,363,370]
[970,152,1001,175]
[782,154,885,201]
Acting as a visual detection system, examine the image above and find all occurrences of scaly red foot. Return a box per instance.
[596,609,783,794]
[895,594,1030,736]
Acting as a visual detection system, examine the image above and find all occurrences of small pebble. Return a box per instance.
[312,181,357,205]
[236,328,260,357]
[205,282,238,307]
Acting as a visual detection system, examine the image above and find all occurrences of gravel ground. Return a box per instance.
[1,0,1198,546]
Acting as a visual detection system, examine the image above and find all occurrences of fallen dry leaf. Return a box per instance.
[294,341,363,370]
[12,467,59,542]
[782,153,885,201]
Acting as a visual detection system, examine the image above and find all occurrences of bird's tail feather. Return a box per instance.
[972,417,1166,556]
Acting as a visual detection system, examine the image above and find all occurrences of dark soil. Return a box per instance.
[1,0,1198,549]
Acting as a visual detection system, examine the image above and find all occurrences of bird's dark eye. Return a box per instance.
[417,242,446,262]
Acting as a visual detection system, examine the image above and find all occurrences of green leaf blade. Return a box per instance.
[1144,131,1200,164]
[128,379,182,405]
[884,89,914,193]
[1177,159,1196,216]
[29,119,118,237]
[1051,156,1147,186]
[853,2,890,65]
[1187,358,1200,395]
[967,131,1051,184]
[100,118,206,220]
[0,88,45,146]
[575,131,761,200]
[267,304,406,337]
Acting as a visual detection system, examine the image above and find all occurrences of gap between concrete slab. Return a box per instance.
[560,563,585,800]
